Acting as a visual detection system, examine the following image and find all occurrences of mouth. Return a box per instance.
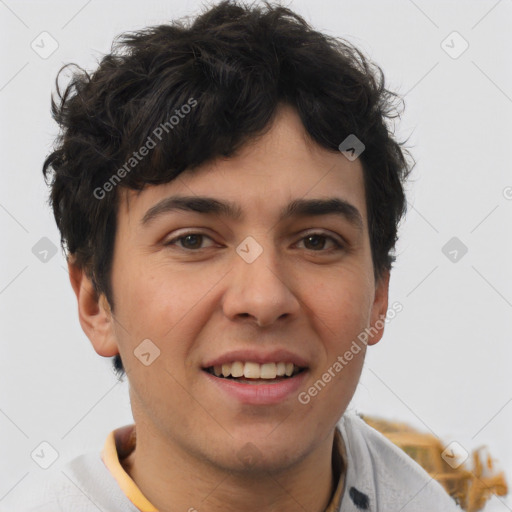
[201,350,310,404]
[203,361,306,384]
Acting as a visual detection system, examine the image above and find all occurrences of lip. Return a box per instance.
[202,368,308,405]
[202,349,309,369]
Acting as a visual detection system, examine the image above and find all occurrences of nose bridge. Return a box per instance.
[223,233,299,326]
[236,234,287,296]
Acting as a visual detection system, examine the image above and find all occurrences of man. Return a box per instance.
[7,1,461,510]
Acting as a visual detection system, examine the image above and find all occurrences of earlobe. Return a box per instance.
[67,259,119,358]
[367,270,390,346]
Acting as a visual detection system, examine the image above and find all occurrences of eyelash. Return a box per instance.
[163,231,345,252]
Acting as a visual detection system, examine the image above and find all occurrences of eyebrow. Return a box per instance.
[141,195,364,231]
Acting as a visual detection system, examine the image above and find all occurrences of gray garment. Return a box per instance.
[1,411,461,512]
[337,412,462,511]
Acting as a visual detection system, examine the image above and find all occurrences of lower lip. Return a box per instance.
[202,369,308,405]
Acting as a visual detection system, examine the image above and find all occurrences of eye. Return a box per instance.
[164,232,216,250]
[297,232,344,251]
[163,231,344,252]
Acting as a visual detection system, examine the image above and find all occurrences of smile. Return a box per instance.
[205,361,305,381]
[202,363,308,405]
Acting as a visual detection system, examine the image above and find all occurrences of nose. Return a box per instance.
[221,240,301,328]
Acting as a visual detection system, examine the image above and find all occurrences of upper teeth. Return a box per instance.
[212,362,299,379]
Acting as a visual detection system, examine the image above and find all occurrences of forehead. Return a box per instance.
[119,105,367,227]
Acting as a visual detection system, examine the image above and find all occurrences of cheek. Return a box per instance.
[304,268,374,345]
[119,265,216,428]
[116,261,215,340]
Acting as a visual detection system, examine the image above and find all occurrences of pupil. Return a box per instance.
[184,234,201,249]
[305,235,324,250]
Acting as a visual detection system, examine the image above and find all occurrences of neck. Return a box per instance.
[122,426,341,512]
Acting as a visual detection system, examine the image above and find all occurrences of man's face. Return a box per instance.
[83,105,388,472]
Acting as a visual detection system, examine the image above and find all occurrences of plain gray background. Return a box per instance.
[1,0,511,510]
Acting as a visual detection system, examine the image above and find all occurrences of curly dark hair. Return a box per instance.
[43,0,412,381]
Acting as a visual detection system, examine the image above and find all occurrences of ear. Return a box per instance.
[67,257,119,358]
[367,270,390,346]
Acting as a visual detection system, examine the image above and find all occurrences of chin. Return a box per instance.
[223,437,307,475]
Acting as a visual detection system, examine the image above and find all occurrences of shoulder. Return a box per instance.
[0,451,138,512]
[0,464,68,512]
[337,411,463,512]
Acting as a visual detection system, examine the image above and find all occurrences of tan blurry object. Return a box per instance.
[360,415,508,512]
